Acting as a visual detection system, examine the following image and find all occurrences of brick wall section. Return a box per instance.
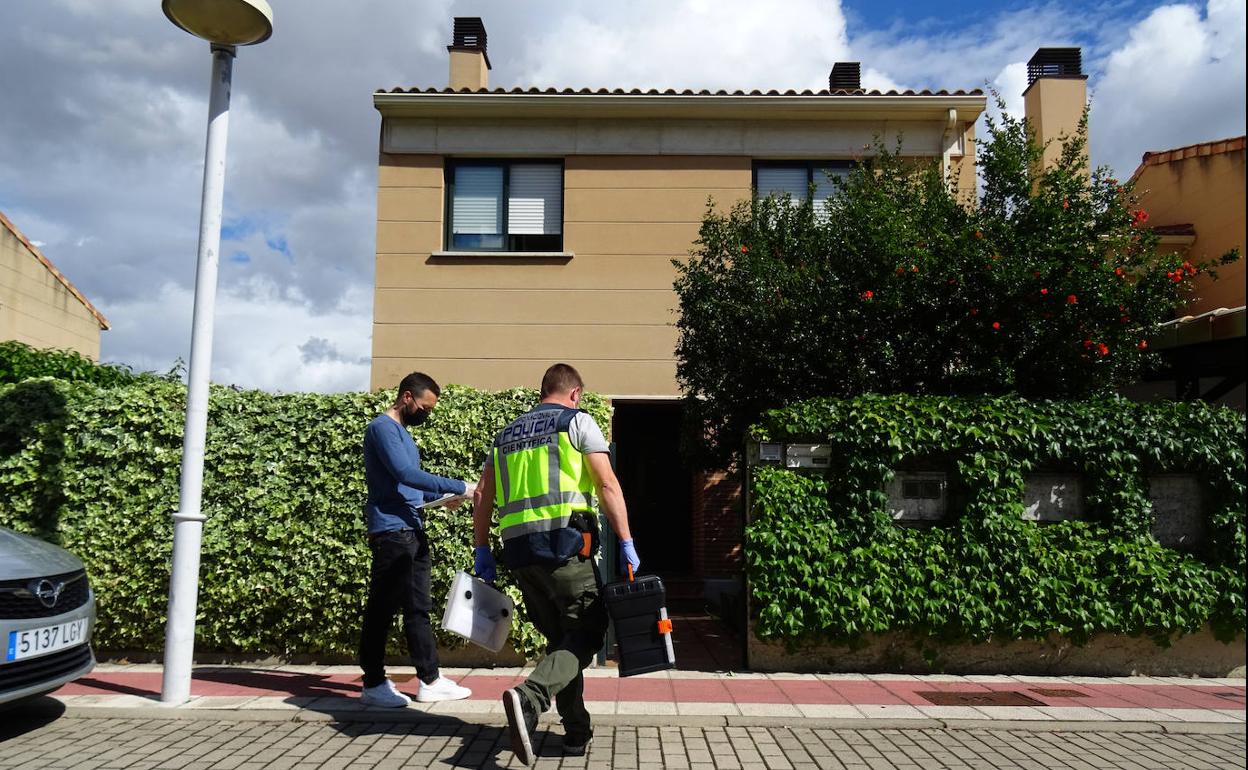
[691,468,745,577]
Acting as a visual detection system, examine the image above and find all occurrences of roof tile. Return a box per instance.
[377,86,984,98]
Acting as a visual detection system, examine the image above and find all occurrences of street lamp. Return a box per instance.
[160,0,273,706]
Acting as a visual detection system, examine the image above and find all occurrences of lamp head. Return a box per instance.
[162,0,273,46]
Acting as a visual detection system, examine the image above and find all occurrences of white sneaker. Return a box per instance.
[360,678,411,708]
[416,676,472,703]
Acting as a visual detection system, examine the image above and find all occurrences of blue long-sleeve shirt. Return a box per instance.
[362,414,467,534]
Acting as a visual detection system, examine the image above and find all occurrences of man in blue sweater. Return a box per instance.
[359,371,475,708]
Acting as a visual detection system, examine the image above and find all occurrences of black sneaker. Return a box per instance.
[502,688,538,766]
[562,733,592,756]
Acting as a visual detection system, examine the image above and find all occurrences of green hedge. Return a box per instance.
[747,395,1245,647]
[0,340,170,387]
[0,377,610,659]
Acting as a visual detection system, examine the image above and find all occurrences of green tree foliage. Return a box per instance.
[674,111,1241,466]
[0,373,611,659]
[747,395,1245,646]
[0,340,173,387]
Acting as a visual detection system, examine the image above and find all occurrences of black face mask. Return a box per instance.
[403,405,430,427]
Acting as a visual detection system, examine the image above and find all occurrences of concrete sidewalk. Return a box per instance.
[51,664,1246,731]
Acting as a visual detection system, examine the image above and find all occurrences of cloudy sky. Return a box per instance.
[1,0,1243,392]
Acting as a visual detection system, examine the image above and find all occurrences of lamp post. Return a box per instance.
[159,0,273,706]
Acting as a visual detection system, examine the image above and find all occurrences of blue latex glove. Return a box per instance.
[473,546,496,584]
[620,538,641,577]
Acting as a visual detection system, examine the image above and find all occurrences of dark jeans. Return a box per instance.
[358,528,440,688]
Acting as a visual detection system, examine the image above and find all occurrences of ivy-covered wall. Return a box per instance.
[0,377,610,659]
[747,395,1245,647]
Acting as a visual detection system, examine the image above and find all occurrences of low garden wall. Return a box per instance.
[745,395,1245,676]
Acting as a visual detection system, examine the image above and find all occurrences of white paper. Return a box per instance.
[417,492,468,509]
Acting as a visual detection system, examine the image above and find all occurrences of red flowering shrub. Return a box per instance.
[674,103,1241,464]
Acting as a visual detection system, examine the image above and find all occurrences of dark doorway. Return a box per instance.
[611,401,693,577]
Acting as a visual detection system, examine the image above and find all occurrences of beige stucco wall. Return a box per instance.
[1023,77,1087,173]
[0,224,101,359]
[1135,148,1246,315]
[371,154,748,395]
[370,106,981,396]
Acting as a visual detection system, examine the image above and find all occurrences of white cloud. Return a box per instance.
[1089,0,1246,177]
[511,0,851,91]
[103,277,372,393]
[2,0,1243,395]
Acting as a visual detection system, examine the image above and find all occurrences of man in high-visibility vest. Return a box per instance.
[472,363,640,766]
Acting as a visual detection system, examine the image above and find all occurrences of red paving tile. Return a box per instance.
[672,679,733,703]
[456,675,524,700]
[823,681,905,705]
[581,677,620,702]
[718,680,790,704]
[617,676,676,702]
[778,680,849,705]
[55,670,1245,714]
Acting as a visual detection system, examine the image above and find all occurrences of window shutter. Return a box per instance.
[814,166,849,220]
[451,166,503,234]
[756,167,809,204]
[507,164,562,235]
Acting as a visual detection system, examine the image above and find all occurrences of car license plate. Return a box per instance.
[6,619,87,662]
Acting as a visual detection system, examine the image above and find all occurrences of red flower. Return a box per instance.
[1137,339,1149,350]
[740,245,748,253]
[1096,343,1110,357]
[911,265,918,273]
[1062,198,1070,210]
[1120,315,1130,323]
[896,267,906,275]
[1170,272,1183,283]
[1083,339,1094,348]
[1040,288,1049,295]
[969,308,979,316]
[1132,209,1149,226]
[861,290,874,300]
[1066,294,1078,305]
[992,321,1001,330]
[974,230,983,239]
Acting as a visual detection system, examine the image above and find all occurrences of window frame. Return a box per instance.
[443,158,565,253]
[752,160,854,204]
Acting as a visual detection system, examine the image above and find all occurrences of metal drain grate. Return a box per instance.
[918,691,1044,707]
[1030,688,1088,698]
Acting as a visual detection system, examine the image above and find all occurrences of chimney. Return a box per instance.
[1022,48,1088,172]
[829,62,861,92]
[447,17,491,91]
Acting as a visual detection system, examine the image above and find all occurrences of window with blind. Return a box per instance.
[445,160,563,252]
[754,161,853,217]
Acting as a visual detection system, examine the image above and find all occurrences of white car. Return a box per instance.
[0,527,96,707]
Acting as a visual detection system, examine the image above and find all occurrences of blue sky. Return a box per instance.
[0,0,1243,391]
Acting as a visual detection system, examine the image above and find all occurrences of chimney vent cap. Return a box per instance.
[1027,48,1082,85]
[448,16,490,69]
[829,61,862,92]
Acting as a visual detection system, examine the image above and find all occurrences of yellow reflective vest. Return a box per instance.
[492,404,596,566]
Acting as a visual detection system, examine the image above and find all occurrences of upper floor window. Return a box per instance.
[753,161,852,215]
[445,160,563,252]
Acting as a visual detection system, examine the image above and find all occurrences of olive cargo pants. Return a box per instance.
[511,557,608,740]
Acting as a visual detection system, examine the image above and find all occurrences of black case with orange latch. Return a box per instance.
[602,569,675,677]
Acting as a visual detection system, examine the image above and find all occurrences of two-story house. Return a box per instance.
[369,17,987,617]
